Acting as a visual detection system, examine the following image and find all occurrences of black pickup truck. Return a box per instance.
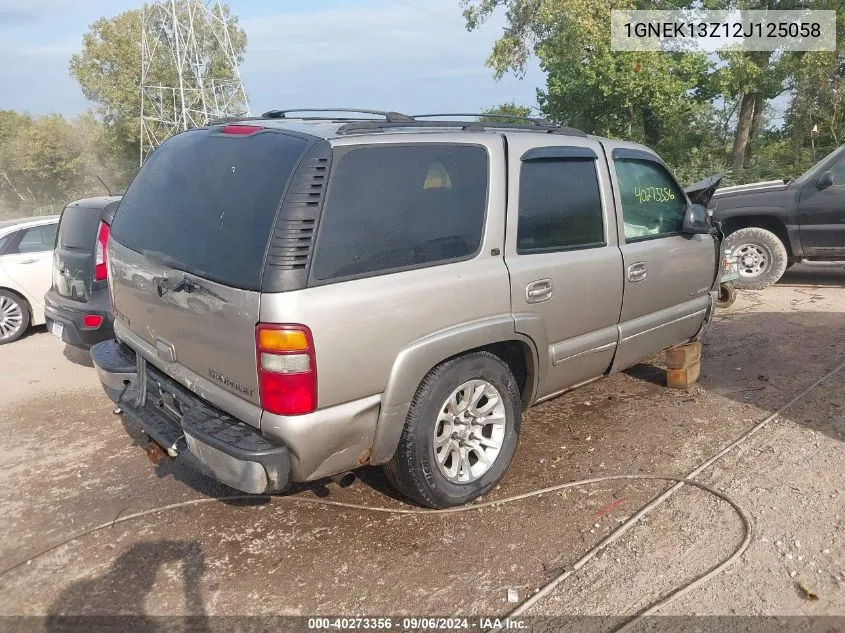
[707,146,845,289]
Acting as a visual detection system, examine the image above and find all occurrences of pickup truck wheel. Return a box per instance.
[384,351,522,508]
[724,227,788,290]
[0,290,29,344]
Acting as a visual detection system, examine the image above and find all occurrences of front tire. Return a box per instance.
[0,290,29,344]
[724,227,788,290]
[384,351,522,508]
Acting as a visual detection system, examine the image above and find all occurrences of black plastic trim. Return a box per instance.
[611,148,663,162]
[521,146,597,161]
[260,140,332,293]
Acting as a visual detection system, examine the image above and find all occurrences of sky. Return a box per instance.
[0,0,545,119]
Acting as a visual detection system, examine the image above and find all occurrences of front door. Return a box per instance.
[798,154,845,257]
[504,135,623,400]
[607,147,718,372]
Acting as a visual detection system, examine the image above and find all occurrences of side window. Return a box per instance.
[13,224,57,254]
[311,144,488,281]
[614,158,687,241]
[517,158,604,253]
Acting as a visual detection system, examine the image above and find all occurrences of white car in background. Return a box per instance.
[0,216,59,344]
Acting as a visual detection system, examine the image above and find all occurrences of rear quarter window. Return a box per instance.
[311,144,488,282]
[111,128,310,290]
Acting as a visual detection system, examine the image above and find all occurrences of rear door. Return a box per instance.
[798,152,845,257]
[504,134,623,400]
[606,145,717,372]
[1,221,57,317]
[107,126,312,427]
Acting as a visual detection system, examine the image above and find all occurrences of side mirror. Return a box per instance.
[818,171,834,188]
[683,204,715,235]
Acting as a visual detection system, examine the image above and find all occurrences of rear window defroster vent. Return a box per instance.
[262,142,331,292]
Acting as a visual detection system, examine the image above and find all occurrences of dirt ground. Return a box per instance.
[0,263,843,629]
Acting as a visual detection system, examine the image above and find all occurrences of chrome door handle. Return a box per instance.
[526,279,553,303]
[19,259,38,265]
[627,262,648,282]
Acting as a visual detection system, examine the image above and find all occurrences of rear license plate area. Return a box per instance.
[153,380,184,422]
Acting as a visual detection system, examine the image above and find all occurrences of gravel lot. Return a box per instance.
[0,264,842,627]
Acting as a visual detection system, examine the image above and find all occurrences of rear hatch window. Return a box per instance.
[53,204,103,301]
[111,128,311,290]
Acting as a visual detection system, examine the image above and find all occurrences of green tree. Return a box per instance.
[0,111,127,218]
[478,101,534,123]
[462,0,713,162]
[69,2,247,176]
[783,50,845,171]
[462,0,845,180]
[700,0,845,174]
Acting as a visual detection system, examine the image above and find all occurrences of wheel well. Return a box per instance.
[721,215,793,258]
[0,287,32,325]
[454,340,536,408]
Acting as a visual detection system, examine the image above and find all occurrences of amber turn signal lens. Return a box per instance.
[258,328,309,351]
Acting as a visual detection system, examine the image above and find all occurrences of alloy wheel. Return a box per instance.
[433,379,507,484]
[0,296,23,340]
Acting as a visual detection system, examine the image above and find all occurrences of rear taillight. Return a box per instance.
[82,314,104,329]
[256,324,317,415]
[94,221,110,281]
[222,125,263,135]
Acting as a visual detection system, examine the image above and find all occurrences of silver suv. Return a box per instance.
[91,109,720,508]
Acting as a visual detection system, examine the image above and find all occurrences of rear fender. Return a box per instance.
[369,316,539,465]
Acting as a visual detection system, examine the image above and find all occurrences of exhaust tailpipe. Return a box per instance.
[330,471,356,488]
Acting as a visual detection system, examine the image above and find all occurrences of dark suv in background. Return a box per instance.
[45,196,120,349]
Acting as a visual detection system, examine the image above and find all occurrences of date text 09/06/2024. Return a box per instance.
[307,617,527,630]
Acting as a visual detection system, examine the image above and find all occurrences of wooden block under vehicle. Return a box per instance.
[665,342,702,370]
[667,360,701,389]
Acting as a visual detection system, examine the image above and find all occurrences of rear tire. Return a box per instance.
[724,227,788,290]
[0,290,30,344]
[384,351,522,508]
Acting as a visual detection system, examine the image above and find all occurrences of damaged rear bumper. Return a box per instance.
[90,339,291,494]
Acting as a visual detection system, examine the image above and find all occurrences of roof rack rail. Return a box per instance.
[412,113,554,126]
[335,119,587,137]
[260,108,415,123]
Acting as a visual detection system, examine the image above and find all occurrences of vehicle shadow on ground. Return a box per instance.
[45,540,209,632]
[777,263,845,287]
[627,308,845,444]
[62,344,94,368]
[18,323,47,343]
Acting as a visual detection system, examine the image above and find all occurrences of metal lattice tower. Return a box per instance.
[140,0,250,164]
